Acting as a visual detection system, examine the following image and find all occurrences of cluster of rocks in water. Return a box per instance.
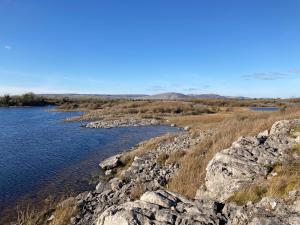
[86,118,160,129]
[70,120,300,225]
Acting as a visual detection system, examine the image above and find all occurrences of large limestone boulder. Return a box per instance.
[196,119,300,202]
[95,190,226,225]
[99,154,122,170]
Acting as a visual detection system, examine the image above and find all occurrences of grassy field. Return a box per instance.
[167,107,300,197]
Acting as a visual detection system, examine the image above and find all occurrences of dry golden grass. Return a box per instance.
[14,196,77,225]
[67,100,222,122]
[228,185,268,205]
[167,107,300,198]
[166,113,230,131]
[229,161,300,205]
[130,182,146,200]
[156,152,169,165]
[16,205,45,225]
[293,144,300,154]
[48,197,78,225]
[120,134,175,166]
[117,134,176,176]
[166,150,186,165]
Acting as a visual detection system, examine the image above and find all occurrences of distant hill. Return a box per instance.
[39,94,148,99]
[39,93,242,100]
[142,92,190,100]
[142,92,229,100]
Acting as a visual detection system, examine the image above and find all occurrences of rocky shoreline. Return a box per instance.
[54,119,300,224]
[85,118,160,129]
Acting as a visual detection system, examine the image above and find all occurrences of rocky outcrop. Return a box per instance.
[86,118,159,129]
[72,132,205,225]
[196,120,300,202]
[95,189,300,225]
[72,120,300,225]
[95,190,227,225]
[99,154,122,170]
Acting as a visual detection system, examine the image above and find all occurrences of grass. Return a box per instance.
[293,127,300,133]
[13,196,77,225]
[167,107,300,198]
[292,144,300,155]
[165,150,186,165]
[156,152,169,165]
[68,100,223,122]
[48,197,78,225]
[228,185,268,205]
[116,134,176,177]
[130,182,146,200]
[228,161,300,205]
[120,134,175,165]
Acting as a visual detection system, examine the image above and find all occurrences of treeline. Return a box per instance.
[0,93,55,107]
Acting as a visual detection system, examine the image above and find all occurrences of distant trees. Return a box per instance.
[0,93,52,107]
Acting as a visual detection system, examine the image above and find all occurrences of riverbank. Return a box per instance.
[0,108,177,225]
[9,105,300,225]
[71,119,300,225]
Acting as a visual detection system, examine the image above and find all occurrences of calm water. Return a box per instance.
[250,107,279,111]
[0,107,177,211]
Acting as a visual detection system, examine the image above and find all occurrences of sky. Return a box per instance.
[0,0,300,98]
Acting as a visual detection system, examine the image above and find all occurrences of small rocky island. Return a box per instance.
[65,119,300,225]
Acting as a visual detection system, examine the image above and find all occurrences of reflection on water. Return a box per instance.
[250,107,279,112]
[0,107,178,213]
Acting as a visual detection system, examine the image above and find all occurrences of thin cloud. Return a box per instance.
[146,85,167,92]
[288,68,300,74]
[182,87,200,92]
[4,45,12,50]
[243,72,290,80]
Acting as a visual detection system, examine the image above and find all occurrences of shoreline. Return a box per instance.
[0,110,179,225]
[70,119,300,225]
[5,105,300,225]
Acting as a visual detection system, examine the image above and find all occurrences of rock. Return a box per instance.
[257,129,269,140]
[196,119,300,202]
[105,170,112,176]
[95,190,227,225]
[99,154,122,170]
[96,182,105,193]
[74,120,300,225]
[140,191,177,208]
[184,126,190,131]
[110,178,123,191]
[170,124,176,127]
[47,214,55,222]
[86,118,160,129]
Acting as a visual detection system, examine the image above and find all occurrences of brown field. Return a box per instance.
[167,106,300,197]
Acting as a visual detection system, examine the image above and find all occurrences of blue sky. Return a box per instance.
[0,0,300,98]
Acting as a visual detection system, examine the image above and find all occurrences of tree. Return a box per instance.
[3,94,11,106]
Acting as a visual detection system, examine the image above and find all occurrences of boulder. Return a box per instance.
[99,154,122,170]
[140,190,177,208]
[196,119,300,202]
